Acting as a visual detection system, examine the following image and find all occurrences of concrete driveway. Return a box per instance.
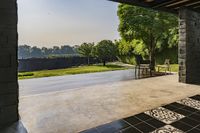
[19,69,135,96]
[19,72,200,133]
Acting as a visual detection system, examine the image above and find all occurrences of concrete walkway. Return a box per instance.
[19,75,200,133]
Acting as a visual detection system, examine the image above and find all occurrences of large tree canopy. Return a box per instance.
[118,4,178,69]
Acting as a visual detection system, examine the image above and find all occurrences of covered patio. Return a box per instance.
[1,0,200,132]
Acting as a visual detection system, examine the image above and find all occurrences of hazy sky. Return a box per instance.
[18,0,120,47]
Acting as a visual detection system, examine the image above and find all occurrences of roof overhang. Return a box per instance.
[109,0,200,14]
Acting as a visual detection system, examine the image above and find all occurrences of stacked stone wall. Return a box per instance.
[179,8,200,84]
[0,0,18,128]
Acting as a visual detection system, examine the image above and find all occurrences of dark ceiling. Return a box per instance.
[110,0,200,14]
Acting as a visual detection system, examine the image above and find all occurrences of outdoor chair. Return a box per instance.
[135,55,151,78]
[157,59,171,74]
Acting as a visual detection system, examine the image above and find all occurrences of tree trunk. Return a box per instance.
[149,50,156,71]
[103,60,106,66]
[149,33,156,71]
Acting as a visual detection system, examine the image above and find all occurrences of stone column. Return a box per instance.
[179,8,200,84]
[0,0,18,128]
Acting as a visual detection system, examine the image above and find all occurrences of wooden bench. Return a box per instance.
[157,59,171,74]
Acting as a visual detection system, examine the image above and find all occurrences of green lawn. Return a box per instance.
[18,64,127,80]
[170,64,179,72]
[156,64,179,72]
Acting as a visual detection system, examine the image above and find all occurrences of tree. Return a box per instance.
[94,40,118,66]
[61,45,75,55]
[41,47,48,57]
[78,43,94,65]
[118,4,178,70]
[18,45,79,59]
[116,39,148,64]
[18,45,31,59]
[52,46,60,54]
[30,46,43,58]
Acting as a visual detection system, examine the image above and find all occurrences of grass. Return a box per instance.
[18,64,127,80]
[170,64,179,72]
[156,64,179,72]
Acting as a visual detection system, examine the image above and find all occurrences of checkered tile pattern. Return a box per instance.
[145,107,185,124]
[151,125,184,133]
[80,95,200,133]
[177,98,200,110]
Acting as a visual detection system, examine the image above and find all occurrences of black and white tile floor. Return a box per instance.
[80,95,200,133]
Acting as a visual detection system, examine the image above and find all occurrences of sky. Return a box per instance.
[18,0,120,47]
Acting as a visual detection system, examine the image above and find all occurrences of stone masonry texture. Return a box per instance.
[0,0,18,129]
[179,8,200,84]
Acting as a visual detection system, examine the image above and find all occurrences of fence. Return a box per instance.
[18,57,101,72]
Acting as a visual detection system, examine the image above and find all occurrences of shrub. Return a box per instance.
[18,72,34,77]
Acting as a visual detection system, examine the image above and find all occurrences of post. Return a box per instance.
[0,0,19,128]
[179,8,200,84]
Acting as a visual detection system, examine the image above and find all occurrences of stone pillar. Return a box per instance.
[0,0,18,128]
[179,8,200,84]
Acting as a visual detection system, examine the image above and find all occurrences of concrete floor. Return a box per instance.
[19,74,200,133]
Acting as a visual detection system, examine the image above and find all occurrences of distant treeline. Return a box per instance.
[18,45,79,59]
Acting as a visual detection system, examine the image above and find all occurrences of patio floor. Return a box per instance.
[81,95,200,133]
[19,74,200,133]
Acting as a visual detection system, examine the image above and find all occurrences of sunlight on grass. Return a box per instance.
[156,64,179,73]
[170,64,179,72]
